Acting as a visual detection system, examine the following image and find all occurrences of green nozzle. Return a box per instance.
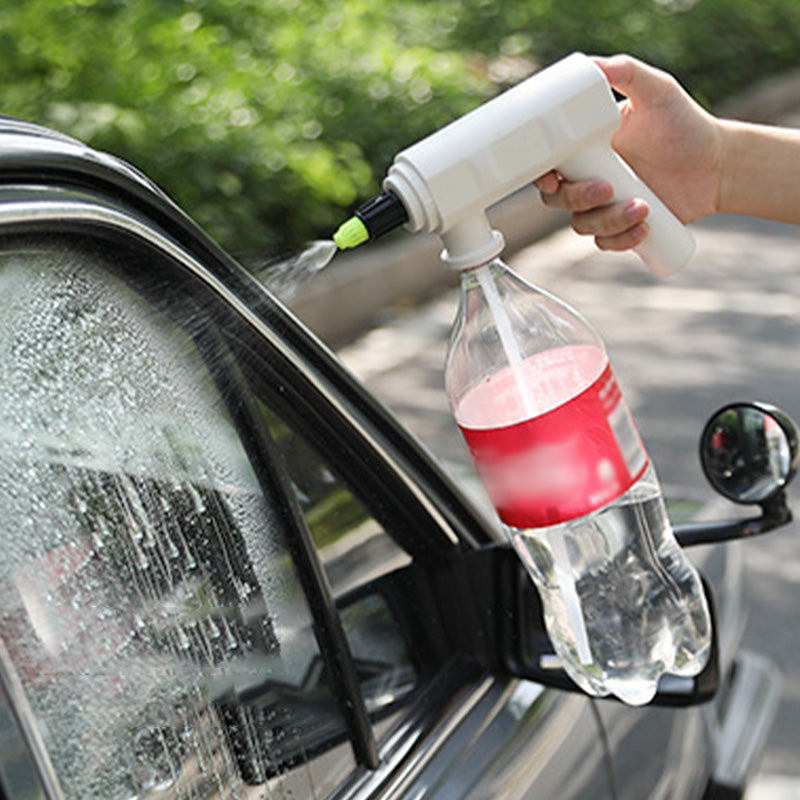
[334,215,370,250]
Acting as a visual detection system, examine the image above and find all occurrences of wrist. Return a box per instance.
[716,118,747,216]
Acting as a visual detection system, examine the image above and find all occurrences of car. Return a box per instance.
[0,117,787,800]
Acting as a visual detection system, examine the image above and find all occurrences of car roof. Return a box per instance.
[0,115,236,271]
[0,115,168,201]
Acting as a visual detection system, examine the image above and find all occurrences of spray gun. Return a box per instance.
[333,51,694,277]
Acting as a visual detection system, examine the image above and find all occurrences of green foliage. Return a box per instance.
[1,0,799,260]
[444,0,800,107]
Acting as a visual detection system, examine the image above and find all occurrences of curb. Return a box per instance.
[715,68,800,124]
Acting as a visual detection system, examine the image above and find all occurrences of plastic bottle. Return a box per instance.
[446,258,712,705]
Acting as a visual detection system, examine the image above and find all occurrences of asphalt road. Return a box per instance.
[339,213,800,792]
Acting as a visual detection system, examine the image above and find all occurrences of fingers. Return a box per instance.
[534,170,562,195]
[576,198,650,252]
[595,220,649,252]
[536,171,650,252]
[592,55,642,99]
[572,198,649,238]
[583,199,649,252]
[537,175,614,212]
[535,172,650,252]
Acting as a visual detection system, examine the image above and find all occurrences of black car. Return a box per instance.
[0,118,786,800]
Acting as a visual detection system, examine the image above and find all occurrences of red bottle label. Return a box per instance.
[457,348,648,528]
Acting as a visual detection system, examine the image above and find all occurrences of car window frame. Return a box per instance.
[192,319,382,768]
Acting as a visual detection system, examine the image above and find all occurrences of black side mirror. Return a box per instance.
[676,402,799,548]
[700,402,799,505]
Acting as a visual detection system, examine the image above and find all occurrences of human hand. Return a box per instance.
[536,55,724,253]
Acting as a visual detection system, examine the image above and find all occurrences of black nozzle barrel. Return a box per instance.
[355,190,408,239]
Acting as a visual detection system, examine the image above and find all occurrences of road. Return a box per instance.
[338,213,800,792]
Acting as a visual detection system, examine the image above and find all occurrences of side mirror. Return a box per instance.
[676,402,799,548]
[700,402,799,505]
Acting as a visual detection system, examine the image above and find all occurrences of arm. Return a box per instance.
[718,120,800,224]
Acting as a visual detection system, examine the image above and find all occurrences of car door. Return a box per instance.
[0,123,615,800]
[595,539,742,800]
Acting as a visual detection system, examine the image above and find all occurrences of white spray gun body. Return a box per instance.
[382,52,693,276]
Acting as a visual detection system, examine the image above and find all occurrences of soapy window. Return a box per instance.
[0,237,356,798]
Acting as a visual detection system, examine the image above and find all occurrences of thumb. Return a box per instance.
[593,54,672,104]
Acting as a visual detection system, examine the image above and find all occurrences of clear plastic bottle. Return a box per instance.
[446,258,711,705]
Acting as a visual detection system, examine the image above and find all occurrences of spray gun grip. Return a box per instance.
[559,144,695,277]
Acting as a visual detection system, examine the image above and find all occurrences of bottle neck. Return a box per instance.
[458,258,509,288]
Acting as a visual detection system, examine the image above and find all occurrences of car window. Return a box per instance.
[261,409,419,738]
[0,237,358,799]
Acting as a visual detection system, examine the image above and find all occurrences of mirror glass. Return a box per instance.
[700,404,798,504]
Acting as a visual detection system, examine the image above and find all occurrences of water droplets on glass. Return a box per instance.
[0,239,353,798]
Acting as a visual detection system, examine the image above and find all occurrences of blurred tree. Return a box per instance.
[443,0,800,107]
[1,0,798,260]
[0,0,490,259]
